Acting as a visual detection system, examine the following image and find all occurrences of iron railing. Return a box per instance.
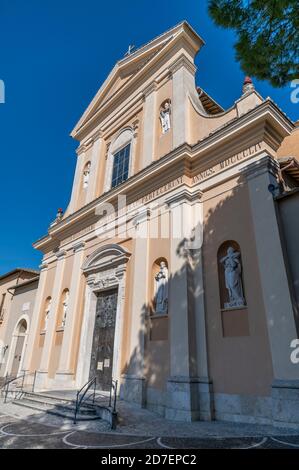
[74,376,97,424]
[74,377,118,425]
[2,370,37,402]
[108,379,118,413]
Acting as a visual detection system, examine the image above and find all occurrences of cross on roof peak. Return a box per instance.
[125,44,135,57]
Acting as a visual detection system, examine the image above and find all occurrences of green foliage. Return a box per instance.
[208,0,299,87]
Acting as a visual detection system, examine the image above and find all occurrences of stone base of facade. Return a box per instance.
[165,377,202,422]
[53,371,76,390]
[271,380,299,429]
[33,370,75,391]
[197,377,215,421]
[33,370,49,391]
[120,374,146,407]
[214,393,273,425]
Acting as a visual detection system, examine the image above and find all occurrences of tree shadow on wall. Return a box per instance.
[119,172,299,414]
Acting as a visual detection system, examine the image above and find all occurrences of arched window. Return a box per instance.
[217,241,246,309]
[105,129,134,191]
[43,296,52,331]
[83,161,91,189]
[111,144,130,188]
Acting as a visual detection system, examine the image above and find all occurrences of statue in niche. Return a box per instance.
[61,291,69,327]
[220,247,245,308]
[154,262,168,314]
[83,162,91,189]
[44,298,51,331]
[159,100,171,134]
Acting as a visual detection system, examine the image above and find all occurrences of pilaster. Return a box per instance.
[55,242,85,387]
[245,155,299,427]
[35,250,66,389]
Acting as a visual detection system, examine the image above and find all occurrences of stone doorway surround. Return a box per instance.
[4,315,30,378]
[76,244,130,389]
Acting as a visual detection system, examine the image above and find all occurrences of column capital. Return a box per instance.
[169,55,197,76]
[132,208,151,227]
[72,241,85,253]
[165,188,202,208]
[55,249,67,260]
[142,81,157,100]
[243,155,279,182]
[39,262,48,271]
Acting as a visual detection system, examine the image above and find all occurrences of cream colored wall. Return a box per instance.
[144,233,171,391]
[0,272,37,345]
[1,280,38,376]
[48,254,74,378]
[30,262,57,373]
[202,177,274,396]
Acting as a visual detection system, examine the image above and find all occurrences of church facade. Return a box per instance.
[21,22,299,426]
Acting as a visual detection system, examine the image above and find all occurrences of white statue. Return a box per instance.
[83,162,91,189]
[61,291,69,327]
[154,262,168,314]
[220,247,245,308]
[45,298,52,331]
[159,101,171,134]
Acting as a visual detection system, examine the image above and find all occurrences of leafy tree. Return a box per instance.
[208,0,299,87]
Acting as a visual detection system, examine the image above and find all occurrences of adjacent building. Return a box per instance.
[0,269,39,380]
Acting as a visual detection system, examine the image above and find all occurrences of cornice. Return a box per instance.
[169,54,197,76]
[34,100,293,251]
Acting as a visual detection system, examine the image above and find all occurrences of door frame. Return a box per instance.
[89,287,119,389]
[76,244,130,388]
[4,314,30,377]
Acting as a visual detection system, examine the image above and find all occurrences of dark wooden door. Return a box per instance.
[11,335,25,377]
[89,289,118,391]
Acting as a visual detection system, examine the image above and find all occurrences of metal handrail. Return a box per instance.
[3,370,37,402]
[109,379,118,413]
[74,376,97,424]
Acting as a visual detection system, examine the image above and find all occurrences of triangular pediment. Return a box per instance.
[71,21,204,140]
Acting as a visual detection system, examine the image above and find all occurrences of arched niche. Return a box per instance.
[82,161,91,190]
[159,99,171,135]
[217,240,246,310]
[41,296,52,332]
[151,257,169,315]
[57,289,69,330]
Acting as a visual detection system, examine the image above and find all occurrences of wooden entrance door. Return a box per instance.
[11,335,25,377]
[89,289,118,391]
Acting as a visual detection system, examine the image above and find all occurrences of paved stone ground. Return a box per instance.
[0,399,299,449]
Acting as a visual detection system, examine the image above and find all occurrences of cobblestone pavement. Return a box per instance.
[0,400,299,449]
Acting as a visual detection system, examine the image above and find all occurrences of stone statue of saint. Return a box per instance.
[83,162,91,189]
[154,262,168,314]
[45,298,51,331]
[220,247,245,308]
[61,291,69,327]
[159,101,171,134]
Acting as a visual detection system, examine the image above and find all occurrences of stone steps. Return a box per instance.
[11,391,100,422]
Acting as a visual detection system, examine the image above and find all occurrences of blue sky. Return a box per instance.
[0,0,297,275]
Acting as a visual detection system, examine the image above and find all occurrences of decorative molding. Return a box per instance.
[142,81,157,100]
[82,244,131,275]
[165,188,202,207]
[132,208,151,227]
[243,155,279,181]
[39,263,48,271]
[169,55,197,76]
[54,250,67,260]
[72,241,86,253]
